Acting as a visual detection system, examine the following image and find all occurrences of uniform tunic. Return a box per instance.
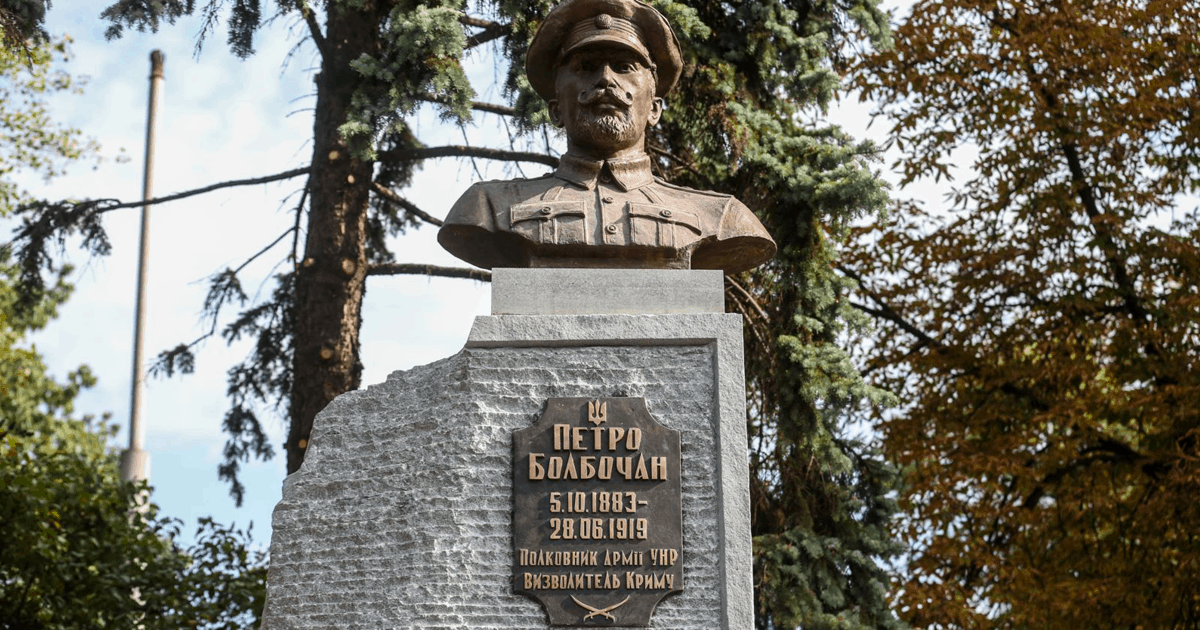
[437,152,775,273]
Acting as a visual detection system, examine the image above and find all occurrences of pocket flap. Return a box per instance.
[511,200,587,225]
[628,203,702,235]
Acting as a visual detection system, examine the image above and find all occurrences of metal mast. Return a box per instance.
[120,50,164,483]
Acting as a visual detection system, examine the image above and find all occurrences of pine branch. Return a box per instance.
[367,263,491,281]
[150,226,295,379]
[370,182,443,227]
[466,25,510,49]
[376,145,558,167]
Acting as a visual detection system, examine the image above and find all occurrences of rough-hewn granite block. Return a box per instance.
[262,313,750,629]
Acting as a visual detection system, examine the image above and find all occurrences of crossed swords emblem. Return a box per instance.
[571,595,631,622]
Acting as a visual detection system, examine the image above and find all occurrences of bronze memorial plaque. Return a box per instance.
[513,397,683,626]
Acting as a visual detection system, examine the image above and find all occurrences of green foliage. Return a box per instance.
[0,263,100,454]
[343,1,474,160]
[0,427,268,630]
[0,39,266,629]
[1,430,183,629]
[633,1,905,627]
[0,38,102,448]
[0,0,49,52]
[0,247,266,630]
[851,0,1200,627]
[0,236,266,630]
[0,38,112,323]
[174,518,269,630]
[0,39,102,216]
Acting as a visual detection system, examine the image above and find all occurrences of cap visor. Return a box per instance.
[561,33,652,66]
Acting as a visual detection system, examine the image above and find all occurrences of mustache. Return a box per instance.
[578,87,633,108]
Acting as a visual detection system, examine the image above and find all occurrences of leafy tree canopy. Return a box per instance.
[0,39,266,630]
[849,1,1200,627]
[0,37,103,447]
[1,427,269,630]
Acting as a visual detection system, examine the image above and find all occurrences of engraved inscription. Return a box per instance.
[514,397,683,626]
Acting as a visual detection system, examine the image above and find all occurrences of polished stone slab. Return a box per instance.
[490,268,725,315]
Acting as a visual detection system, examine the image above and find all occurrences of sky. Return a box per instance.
[13,0,927,549]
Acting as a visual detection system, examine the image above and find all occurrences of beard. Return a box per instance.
[570,107,638,148]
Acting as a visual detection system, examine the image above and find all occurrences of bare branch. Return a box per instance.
[458,15,512,49]
[43,166,312,217]
[725,275,769,322]
[839,264,946,351]
[368,263,492,282]
[458,15,502,29]
[150,225,296,379]
[420,92,517,117]
[371,182,443,227]
[466,25,511,49]
[235,226,297,275]
[648,143,705,180]
[290,182,308,266]
[293,0,329,59]
[377,145,558,168]
[840,263,1052,412]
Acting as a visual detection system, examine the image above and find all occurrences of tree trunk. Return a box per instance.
[287,4,379,473]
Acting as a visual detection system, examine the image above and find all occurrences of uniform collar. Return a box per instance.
[555,151,655,191]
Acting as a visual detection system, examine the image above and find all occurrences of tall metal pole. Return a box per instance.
[120,50,164,484]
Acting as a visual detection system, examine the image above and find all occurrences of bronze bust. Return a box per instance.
[438,0,775,273]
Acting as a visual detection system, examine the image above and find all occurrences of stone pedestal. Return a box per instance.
[261,270,752,629]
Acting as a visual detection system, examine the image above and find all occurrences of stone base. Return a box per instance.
[262,296,751,629]
[490,268,725,315]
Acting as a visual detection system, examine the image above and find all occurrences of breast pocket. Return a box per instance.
[628,203,702,248]
[510,200,588,245]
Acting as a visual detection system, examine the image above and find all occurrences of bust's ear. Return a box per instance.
[548,100,564,127]
[647,97,664,127]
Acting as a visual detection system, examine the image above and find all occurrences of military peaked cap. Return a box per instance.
[526,0,683,101]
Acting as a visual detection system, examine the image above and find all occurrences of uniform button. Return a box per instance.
[602,196,615,204]
[540,206,552,215]
[599,173,612,183]
[660,209,673,218]
[605,224,618,234]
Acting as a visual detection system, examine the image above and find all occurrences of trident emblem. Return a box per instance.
[587,400,607,426]
[571,595,630,622]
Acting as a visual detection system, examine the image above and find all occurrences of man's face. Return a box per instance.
[550,44,663,157]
